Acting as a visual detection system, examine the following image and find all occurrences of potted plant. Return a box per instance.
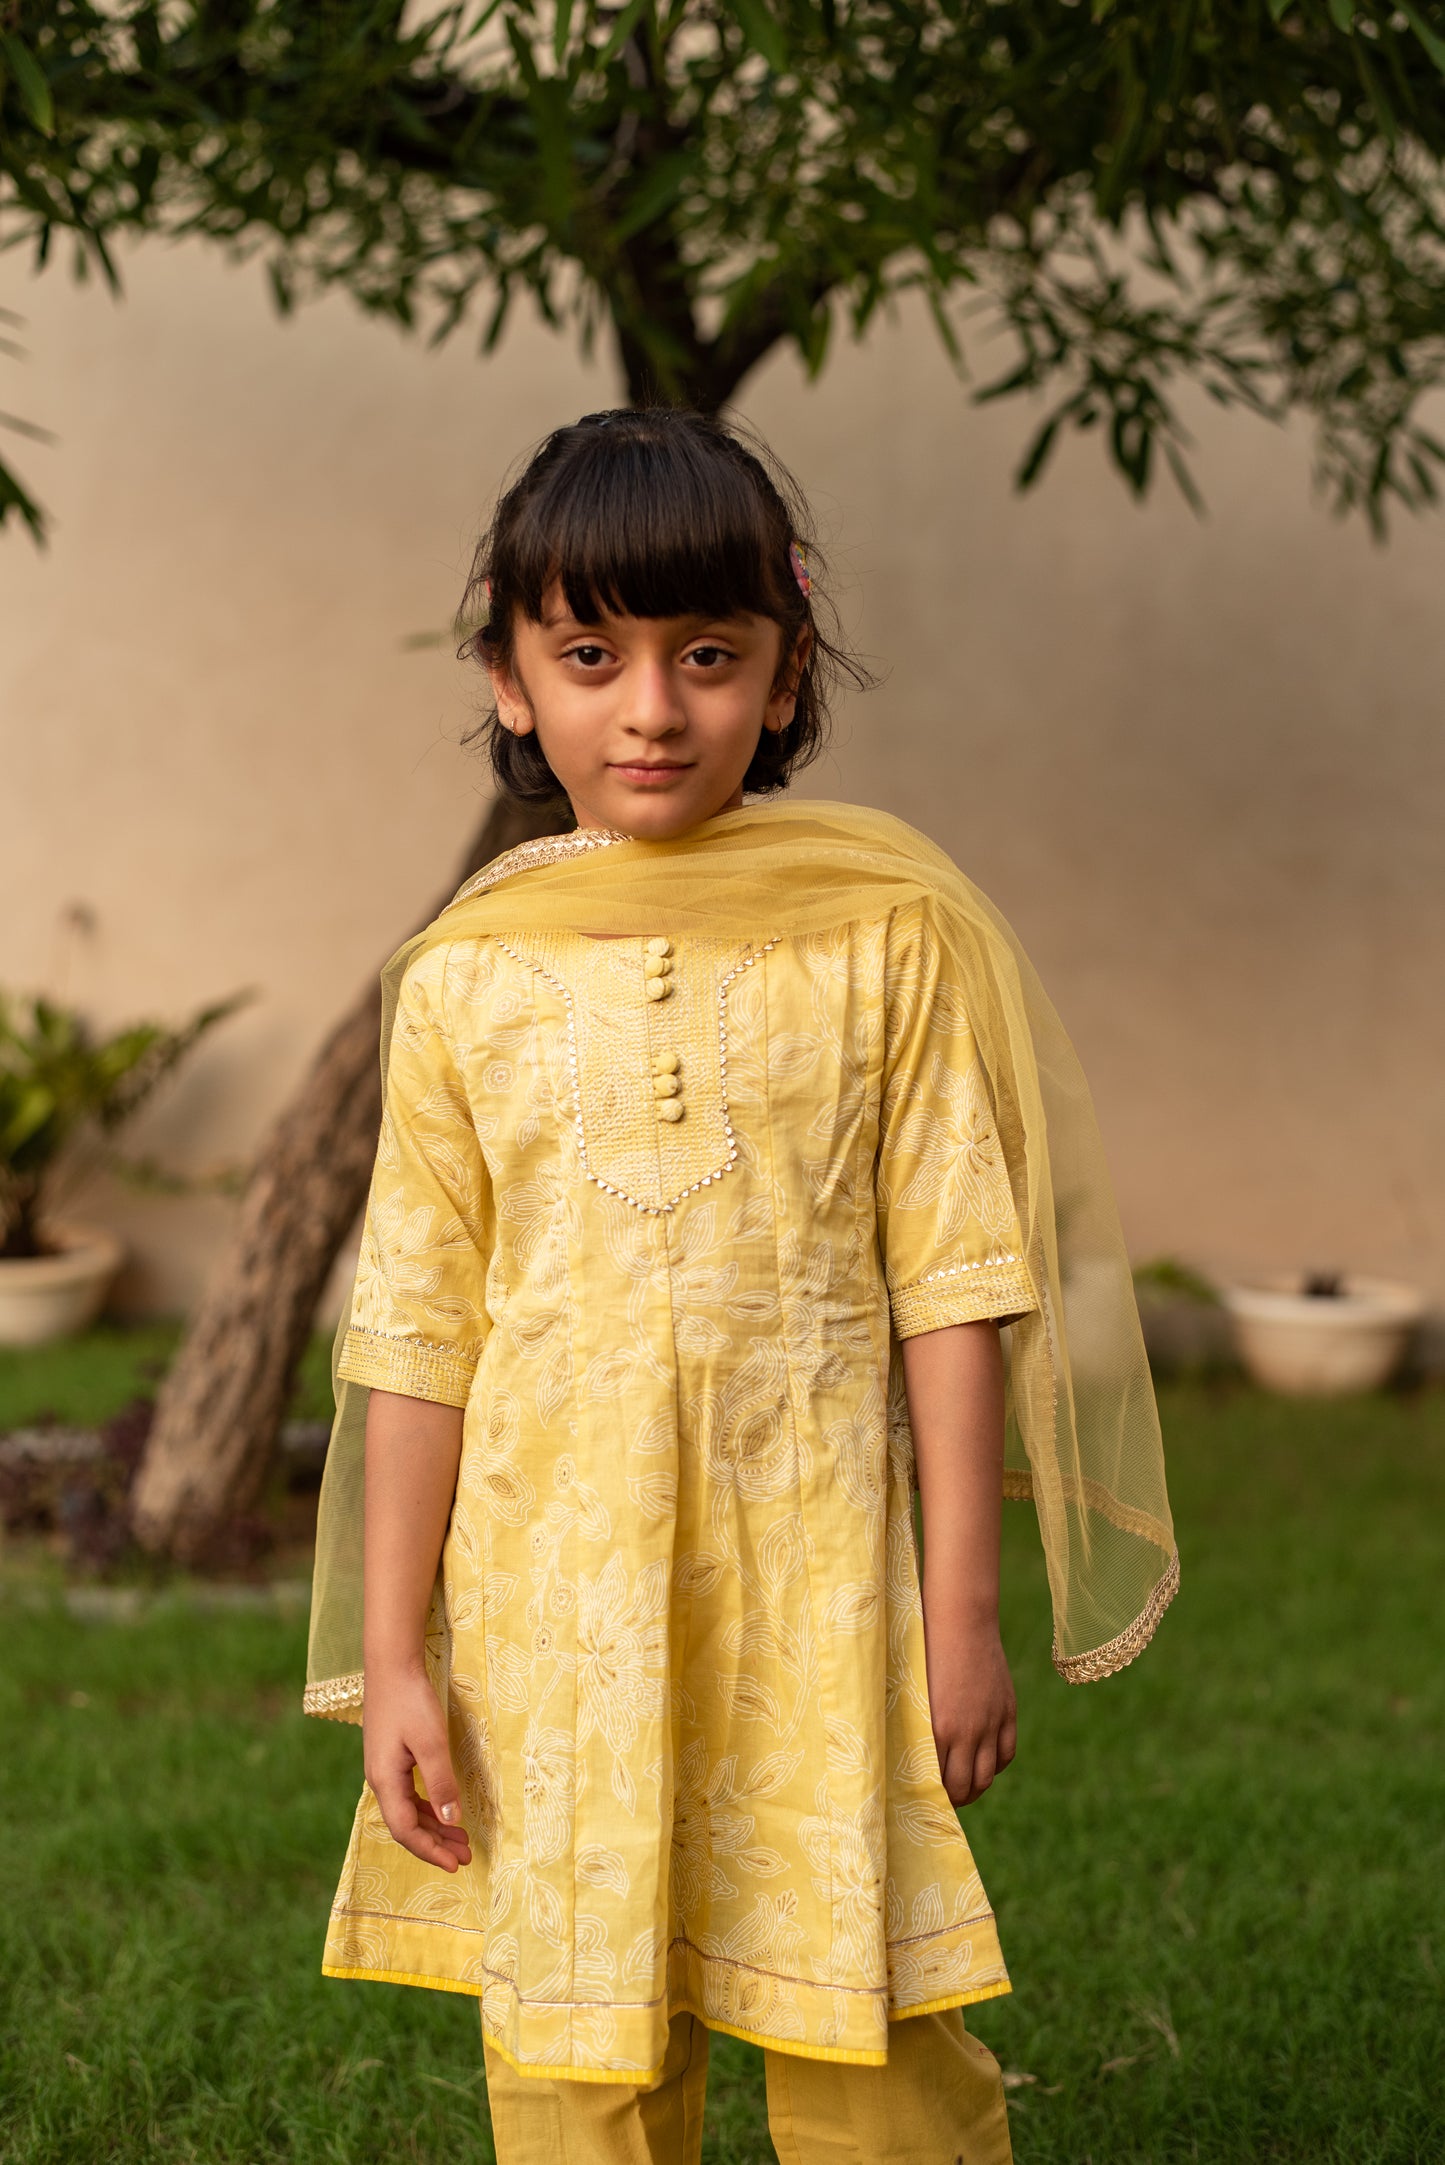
[0,990,249,1347]
[1132,1255,1230,1377]
[1221,1270,1425,1397]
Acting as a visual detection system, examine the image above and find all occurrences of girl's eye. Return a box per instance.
[687,644,735,668]
[565,644,611,668]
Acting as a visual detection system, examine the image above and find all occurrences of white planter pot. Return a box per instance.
[0,1224,125,1348]
[1221,1275,1424,1397]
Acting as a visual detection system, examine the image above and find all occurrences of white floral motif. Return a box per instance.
[327,906,1027,2076]
[894,1051,1016,1249]
[576,1552,669,1762]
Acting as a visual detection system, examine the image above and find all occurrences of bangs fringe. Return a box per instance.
[458,407,871,805]
[514,428,798,629]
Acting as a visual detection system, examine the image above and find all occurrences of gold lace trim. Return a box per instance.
[890,1257,1038,1338]
[896,1250,1023,1291]
[452,827,629,904]
[336,1326,475,1409]
[304,1671,365,1721]
[1050,1550,1180,1685]
[1002,1464,1173,1554]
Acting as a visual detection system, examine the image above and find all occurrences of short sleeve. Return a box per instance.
[876,902,1037,1338]
[336,943,494,1407]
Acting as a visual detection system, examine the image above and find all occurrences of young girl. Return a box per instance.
[305,408,1176,2164]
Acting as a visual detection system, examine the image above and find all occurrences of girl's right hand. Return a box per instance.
[362,1662,472,1873]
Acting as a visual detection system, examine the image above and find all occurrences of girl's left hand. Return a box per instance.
[922,1608,1018,1807]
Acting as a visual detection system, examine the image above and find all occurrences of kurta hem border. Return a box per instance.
[324,1963,1014,2079]
[322,1960,484,2001]
[480,2025,668,2087]
[889,1980,1013,2022]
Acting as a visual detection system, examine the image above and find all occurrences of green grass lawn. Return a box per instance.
[1,1375,1442,2163]
[0,1321,337,1434]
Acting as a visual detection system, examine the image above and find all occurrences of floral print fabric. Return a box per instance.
[324,902,1036,2079]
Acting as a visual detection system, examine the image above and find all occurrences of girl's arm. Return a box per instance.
[362,1388,472,1873]
[902,1318,1018,1807]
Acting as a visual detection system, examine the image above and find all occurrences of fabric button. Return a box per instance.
[643,955,671,981]
[657,1099,685,1123]
[645,979,671,1002]
[652,1050,681,1075]
[646,937,671,957]
[653,1075,681,1099]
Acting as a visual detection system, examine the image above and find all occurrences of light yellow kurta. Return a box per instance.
[324,901,1038,2081]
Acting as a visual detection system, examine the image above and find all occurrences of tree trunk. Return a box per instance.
[131,320,782,1563]
[131,792,556,1560]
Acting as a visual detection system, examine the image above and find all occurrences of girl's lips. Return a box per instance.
[608,762,692,784]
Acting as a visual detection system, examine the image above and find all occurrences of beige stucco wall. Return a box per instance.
[4,238,1443,1316]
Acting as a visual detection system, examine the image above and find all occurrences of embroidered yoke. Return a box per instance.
[324,900,1037,2080]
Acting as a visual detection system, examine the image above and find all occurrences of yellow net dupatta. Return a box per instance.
[305,799,1177,1719]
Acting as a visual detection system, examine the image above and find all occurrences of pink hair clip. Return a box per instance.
[789,542,812,599]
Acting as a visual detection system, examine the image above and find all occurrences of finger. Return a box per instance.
[395,1788,464,1872]
[968,1740,999,1805]
[998,1712,1018,1772]
[370,1759,463,1872]
[415,1797,469,1838]
[415,1797,472,1863]
[368,1757,422,1843]
[413,1734,467,1840]
[941,1742,973,1808]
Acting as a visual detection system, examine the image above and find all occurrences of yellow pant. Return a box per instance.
[482,2007,1014,2165]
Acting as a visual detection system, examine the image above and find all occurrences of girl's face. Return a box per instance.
[488,585,809,838]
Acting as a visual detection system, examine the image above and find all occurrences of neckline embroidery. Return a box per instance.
[452,828,629,905]
[494,932,780,1216]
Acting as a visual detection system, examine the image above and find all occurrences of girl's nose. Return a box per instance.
[623,659,685,736]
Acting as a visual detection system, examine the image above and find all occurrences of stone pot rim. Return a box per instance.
[1221,1274,1424,1329]
[0,1223,125,1286]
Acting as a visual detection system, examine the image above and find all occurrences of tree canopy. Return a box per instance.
[5,0,1445,540]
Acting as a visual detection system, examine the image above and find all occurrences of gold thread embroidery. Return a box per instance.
[1051,1550,1180,1684]
[493,934,780,1215]
[451,827,629,904]
[889,1258,1038,1337]
[1001,1465,1174,1554]
[337,1325,476,1407]
[882,1908,997,1953]
[892,1252,1023,1293]
[304,1672,365,1720]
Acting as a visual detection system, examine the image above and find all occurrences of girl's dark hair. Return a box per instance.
[457,407,868,805]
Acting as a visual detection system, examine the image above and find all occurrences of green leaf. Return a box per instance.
[1326,0,1354,31]
[731,0,789,72]
[596,0,650,68]
[505,20,574,227]
[0,1083,55,1158]
[1,36,54,136]
[1163,439,1207,518]
[608,149,693,245]
[553,0,575,67]
[924,284,963,370]
[0,410,55,446]
[480,282,514,355]
[1016,413,1064,490]
[1397,2,1445,75]
[1266,0,1294,19]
